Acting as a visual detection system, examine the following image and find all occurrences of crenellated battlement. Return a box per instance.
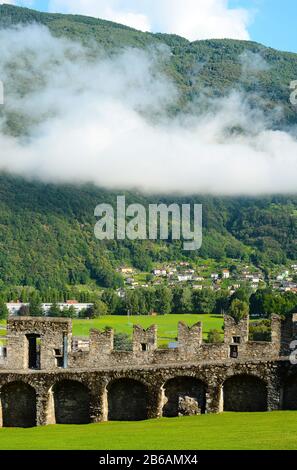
[0,314,297,427]
[0,314,295,371]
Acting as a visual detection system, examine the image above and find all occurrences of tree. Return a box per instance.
[133,289,149,315]
[282,292,297,316]
[229,299,249,323]
[172,287,193,313]
[249,320,271,341]
[61,306,70,317]
[249,289,266,317]
[28,294,43,317]
[142,287,156,314]
[230,285,252,305]
[249,289,284,318]
[101,289,120,315]
[88,300,108,318]
[132,246,153,272]
[123,290,150,316]
[90,263,124,289]
[0,301,8,320]
[48,302,61,317]
[114,332,132,351]
[20,288,30,303]
[155,286,172,315]
[59,305,77,318]
[214,290,230,315]
[66,305,77,318]
[78,307,88,318]
[180,288,193,313]
[207,329,223,343]
[192,289,216,314]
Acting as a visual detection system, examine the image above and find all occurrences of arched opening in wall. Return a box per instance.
[53,380,90,424]
[162,377,206,417]
[1,382,36,427]
[283,376,297,410]
[223,375,267,412]
[107,378,148,421]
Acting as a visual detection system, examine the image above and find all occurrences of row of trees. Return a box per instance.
[0,286,296,320]
[99,286,297,318]
[0,286,104,304]
[102,286,228,316]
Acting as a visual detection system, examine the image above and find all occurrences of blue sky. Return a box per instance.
[230,0,297,52]
[5,0,297,52]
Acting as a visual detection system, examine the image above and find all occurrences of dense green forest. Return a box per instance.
[0,173,296,289]
[1,3,297,128]
[0,5,296,290]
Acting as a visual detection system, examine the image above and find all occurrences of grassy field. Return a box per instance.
[71,314,224,344]
[0,412,296,450]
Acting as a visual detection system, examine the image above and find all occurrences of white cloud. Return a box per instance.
[101,10,151,32]
[47,0,251,40]
[147,0,251,41]
[0,25,297,195]
[48,0,151,31]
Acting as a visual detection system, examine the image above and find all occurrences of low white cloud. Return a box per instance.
[47,0,251,40]
[0,25,296,195]
[103,11,151,32]
[48,0,152,32]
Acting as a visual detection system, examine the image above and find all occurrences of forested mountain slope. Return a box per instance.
[0,5,296,289]
[1,3,297,127]
[0,173,296,288]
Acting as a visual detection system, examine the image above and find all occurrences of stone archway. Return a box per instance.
[162,376,206,417]
[223,374,267,412]
[52,380,90,424]
[283,375,297,410]
[1,381,36,427]
[107,378,148,421]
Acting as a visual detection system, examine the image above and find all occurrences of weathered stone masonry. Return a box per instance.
[0,314,297,427]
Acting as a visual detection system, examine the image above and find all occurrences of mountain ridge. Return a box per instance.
[0,4,296,289]
[1,4,297,129]
[0,3,293,53]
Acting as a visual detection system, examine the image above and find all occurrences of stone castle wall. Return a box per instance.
[0,314,296,427]
[67,314,284,368]
[0,314,291,370]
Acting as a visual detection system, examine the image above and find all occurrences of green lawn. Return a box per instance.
[0,315,224,344]
[0,321,6,337]
[72,314,224,344]
[0,412,297,450]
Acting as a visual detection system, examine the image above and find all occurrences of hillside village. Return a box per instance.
[116,262,297,295]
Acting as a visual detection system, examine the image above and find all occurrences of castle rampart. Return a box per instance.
[0,314,296,427]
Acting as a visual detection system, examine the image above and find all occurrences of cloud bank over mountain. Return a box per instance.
[0,24,296,195]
